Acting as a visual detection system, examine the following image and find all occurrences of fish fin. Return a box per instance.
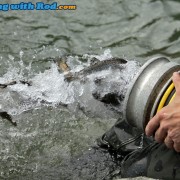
[54,56,71,73]
[0,81,16,89]
[19,80,32,86]
[59,61,70,72]
[111,57,127,64]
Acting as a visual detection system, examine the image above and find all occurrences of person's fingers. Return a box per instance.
[172,72,180,96]
[164,135,174,149]
[154,125,167,143]
[145,113,161,136]
[168,129,180,152]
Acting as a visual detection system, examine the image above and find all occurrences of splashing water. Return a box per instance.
[0,49,142,179]
[0,50,140,119]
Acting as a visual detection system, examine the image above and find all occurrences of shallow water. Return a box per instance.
[1,0,180,179]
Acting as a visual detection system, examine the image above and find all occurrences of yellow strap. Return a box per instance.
[157,83,174,112]
[169,92,176,104]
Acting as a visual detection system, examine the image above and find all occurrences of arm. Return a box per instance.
[145,72,180,152]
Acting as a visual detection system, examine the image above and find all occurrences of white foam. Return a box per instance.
[0,50,140,118]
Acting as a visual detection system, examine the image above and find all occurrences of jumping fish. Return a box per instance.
[55,56,127,105]
[0,56,127,125]
[60,57,127,82]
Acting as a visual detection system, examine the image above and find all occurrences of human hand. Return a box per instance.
[145,72,180,152]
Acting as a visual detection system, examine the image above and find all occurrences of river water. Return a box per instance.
[1,0,180,179]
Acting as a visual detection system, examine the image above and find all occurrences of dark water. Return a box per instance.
[1,0,180,179]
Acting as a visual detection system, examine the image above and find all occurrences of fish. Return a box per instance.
[0,80,32,89]
[0,81,17,88]
[0,80,32,126]
[75,57,127,76]
[0,56,127,125]
[0,111,17,126]
[55,56,127,106]
[66,57,127,82]
[54,56,127,82]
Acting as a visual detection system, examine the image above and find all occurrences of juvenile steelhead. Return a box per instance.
[64,57,127,82]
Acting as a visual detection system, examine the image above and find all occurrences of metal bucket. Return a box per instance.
[124,56,180,131]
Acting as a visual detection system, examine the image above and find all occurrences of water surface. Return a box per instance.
[1,0,180,179]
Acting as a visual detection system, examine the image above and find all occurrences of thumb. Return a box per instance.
[172,72,180,96]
